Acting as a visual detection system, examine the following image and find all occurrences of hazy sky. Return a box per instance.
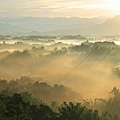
[0,0,120,18]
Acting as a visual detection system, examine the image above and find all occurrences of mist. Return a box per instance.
[0,35,120,99]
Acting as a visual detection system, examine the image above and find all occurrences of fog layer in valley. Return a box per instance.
[0,35,120,100]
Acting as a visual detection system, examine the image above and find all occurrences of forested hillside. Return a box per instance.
[0,35,120,119]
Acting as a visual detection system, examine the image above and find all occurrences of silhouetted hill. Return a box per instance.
[0,23,29,35]
[43,15,120,36]
[0,17,105,35]
[1,16,120,36]
[81,15,120,36]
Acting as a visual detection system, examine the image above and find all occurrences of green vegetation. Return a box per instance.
[60,35,87,40]
[0,90,119,120]
[1,35,120,119]
[0,76,81,103]
[0,78,120,119]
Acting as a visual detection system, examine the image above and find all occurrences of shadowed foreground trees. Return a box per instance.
[58,102,119,120]
[82,87,120,118]
[0,92,119,120]
[0,92,58,120]
[0,78,120,119]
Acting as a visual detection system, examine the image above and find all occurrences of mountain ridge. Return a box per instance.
[0,16,120,36]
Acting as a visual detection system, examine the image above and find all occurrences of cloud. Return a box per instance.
[0,0,119,17]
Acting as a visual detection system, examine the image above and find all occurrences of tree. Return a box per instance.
[59,102,85,120]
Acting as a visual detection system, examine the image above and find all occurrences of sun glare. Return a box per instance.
[107,0,120,12]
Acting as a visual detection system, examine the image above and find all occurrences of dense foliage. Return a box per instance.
[0,91,119,120]
[0,78,120,119]
[0,76,81,103]
[1,36,120,119]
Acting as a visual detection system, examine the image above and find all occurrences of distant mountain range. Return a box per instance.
[0,16,120,36]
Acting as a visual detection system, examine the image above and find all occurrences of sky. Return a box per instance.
[0,0,120,18]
